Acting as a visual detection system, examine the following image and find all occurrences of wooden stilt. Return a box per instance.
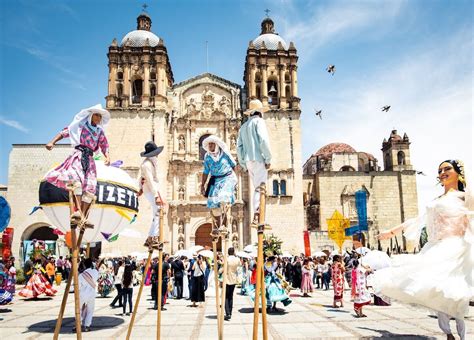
[53,227,86,340]
[70,224,82,339]
[126,249,154,340]
[156,209,165,339]
[210,211,222,339]
[252,183,269,340]
[218,205,230,339]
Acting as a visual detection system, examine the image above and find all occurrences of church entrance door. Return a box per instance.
[194,223,221,251]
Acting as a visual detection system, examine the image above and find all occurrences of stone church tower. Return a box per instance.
[382,129,413,171]
[243,17,305,250]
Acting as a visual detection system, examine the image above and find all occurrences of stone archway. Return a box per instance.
[21,223,59,262]
[194,223,221,251]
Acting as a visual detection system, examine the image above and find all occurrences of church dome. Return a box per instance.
[121,30,160,47]
[253,34,288,50]
[252,16,288,50]
[314,143,357,160]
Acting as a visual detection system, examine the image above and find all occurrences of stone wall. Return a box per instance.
[8,144,72,261]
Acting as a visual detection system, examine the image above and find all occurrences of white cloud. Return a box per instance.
[276,0,406,63]
[299,26,473,209]
[0,116,29,133]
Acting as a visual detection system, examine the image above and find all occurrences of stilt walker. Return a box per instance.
[252,183,271,340]
[127,141,166,339]
[44,104,110,339]
[236,99,272,340]
[200,135,238,340]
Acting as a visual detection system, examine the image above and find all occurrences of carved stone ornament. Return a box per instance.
[178,135,186,150]
[218,96,231,116]
[186,98,197,115]
[201,86,215,118]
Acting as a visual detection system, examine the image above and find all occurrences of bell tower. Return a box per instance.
[243,17,299,110]
[382,129,413,171]
[243,15,304,252]
[106,11,173,109]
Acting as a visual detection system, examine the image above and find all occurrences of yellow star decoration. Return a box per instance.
[326,210,351,252]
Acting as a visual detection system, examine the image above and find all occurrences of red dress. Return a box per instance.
[331,262,344,302]
[19,266,57,299]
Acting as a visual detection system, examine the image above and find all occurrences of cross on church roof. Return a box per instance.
[142,3,148,12]
[264,9,270,17]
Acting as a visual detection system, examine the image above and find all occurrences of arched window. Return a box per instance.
[284,72,290,83]
[117,71,123,80]
[280,180,287,195]
[150,85,156,97]
[132,79,143,104]
[397,151,406,165]
[339,166,356,171]
[272,180,279,196]
[150,71,156,80]
[285,85,291,100]
[267,79,278,105]
[199,134,211,160]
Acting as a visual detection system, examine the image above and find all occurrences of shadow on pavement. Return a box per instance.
[237,307,288,315]
[357,327,435,339]
[0,308,12,313]
[27,316,124,334]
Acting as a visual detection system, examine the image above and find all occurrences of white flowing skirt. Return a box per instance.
[371,236,473,319]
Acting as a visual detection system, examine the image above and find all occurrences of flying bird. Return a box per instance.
[326,65,335,75]
[314,109,322,119]
[381,105,391,112]
[416,171,426,176]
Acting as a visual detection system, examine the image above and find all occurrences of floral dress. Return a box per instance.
[203,153,237,208]
[300,265,314,294]
[331,262,345,303]
[44,123,109,195]
[353,266,371,310]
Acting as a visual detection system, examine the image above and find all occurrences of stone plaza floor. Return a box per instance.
[1,282,473,339]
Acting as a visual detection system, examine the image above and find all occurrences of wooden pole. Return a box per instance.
[53,228,86,340]
[86,243,91,258]
[258,184,268,340]
[126,249,154,340]
[252,183,268,340]
[70,224,82,339]
[211,219,222,339]
[219,233,228,339]
[156,209,165,339]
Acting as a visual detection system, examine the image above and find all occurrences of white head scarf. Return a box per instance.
[202,135,236,164]
[67,104,110,147]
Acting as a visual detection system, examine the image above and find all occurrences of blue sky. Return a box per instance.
[1,0,472,208]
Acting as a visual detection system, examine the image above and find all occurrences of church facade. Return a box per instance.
[6,12,417,261]
[101,12,305,254]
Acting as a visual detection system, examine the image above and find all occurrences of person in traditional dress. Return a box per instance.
[97,259,114,298]
[331,255,345,308]
[376,159,472,340]
[19,259,57,299]
[0,261,13,305]
[200,135,237,228]
[248,256,291,312]
[44,104,110,227]
[138,141,166,249]
[237,99,271,223]
[76,258,99,332]
[353,259,372,317]
[300,259,314,297]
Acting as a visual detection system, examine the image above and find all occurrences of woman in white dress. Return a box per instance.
[376,160,472,340]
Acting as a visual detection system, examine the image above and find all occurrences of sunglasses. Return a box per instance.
[438,165,453,174]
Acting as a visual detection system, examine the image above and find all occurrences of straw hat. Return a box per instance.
[244,99,269,116]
